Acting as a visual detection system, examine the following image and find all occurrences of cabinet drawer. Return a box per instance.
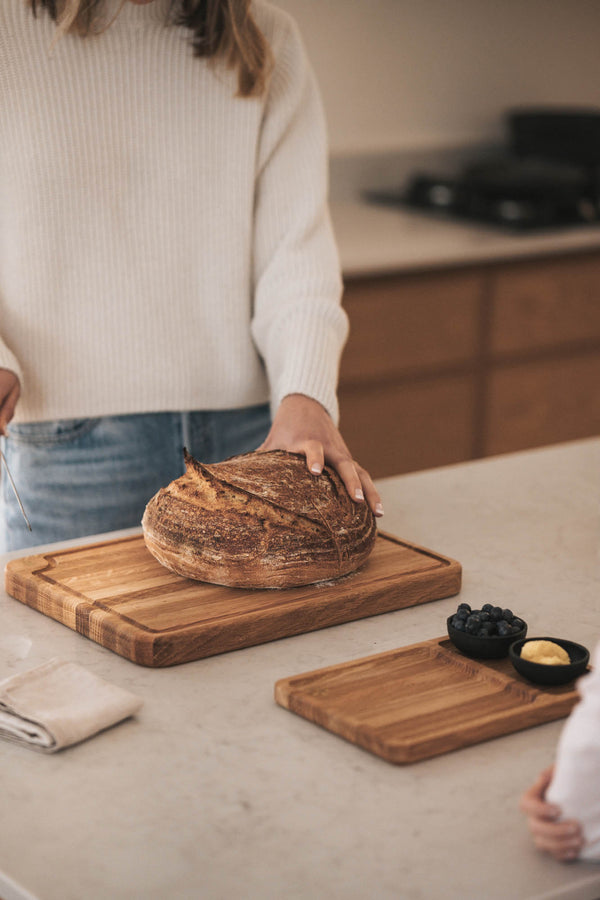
[490,252,600,354]
[485,354,600,456]
[339,375,476,478]
[340,271,481,385]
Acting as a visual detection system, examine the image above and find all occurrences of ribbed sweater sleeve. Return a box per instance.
[251,10,347,424]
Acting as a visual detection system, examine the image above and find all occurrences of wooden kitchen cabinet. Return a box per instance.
[489,253,600,353]
[339,249,600,477]
[339,375,476,476]
[339,269,481,381]
[486,354,600,456]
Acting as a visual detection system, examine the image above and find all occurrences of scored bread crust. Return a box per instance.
[141,449,377,588]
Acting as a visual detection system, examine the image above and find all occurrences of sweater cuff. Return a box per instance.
[267,299,348,425]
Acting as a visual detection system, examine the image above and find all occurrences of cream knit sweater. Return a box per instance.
[0,0,347,424]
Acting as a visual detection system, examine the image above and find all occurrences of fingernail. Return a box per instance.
[375,503,384,517]
[310,464,322,474]
[354,488,364,501]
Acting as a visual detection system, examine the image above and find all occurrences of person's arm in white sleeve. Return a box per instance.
[251,12,382,516]
[520,642,600,862]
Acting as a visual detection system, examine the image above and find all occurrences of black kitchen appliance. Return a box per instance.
[366,108,600,232]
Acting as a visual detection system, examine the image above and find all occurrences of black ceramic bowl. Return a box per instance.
[447,615,527,659]
[509,637,590,686]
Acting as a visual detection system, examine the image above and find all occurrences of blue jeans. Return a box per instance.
[0,405,271,552]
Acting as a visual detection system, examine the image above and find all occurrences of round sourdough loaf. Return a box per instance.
[142,449,377,588]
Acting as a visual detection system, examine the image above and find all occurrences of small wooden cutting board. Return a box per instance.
[4,531,461,667]
[275,637,584,764]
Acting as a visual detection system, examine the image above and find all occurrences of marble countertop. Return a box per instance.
[1,438,600,900]
[331,200,600,277]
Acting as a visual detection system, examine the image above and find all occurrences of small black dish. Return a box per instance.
[447,615,527,659]
[509,637,590,686]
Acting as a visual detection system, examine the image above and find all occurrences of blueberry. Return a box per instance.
[465,614,481,635]
[452,618,466,632]
[512,617,525,631]
[457,603,471,614]
[481,603,494,613]
[455,608,469,621]
[490,607,503,621]
[478,623,495,637]
[479,611,491,622]
[510,624,523,635]
[497,620,512,637]
[502,609,514,622]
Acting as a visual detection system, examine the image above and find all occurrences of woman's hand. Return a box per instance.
[257,393,384,518]
[519,766,585,862]
[0,369,20,435]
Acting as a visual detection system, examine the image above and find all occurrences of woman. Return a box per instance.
[0,0,383,550]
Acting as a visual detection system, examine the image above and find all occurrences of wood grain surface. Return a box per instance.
[4,532,461,667]
[274,637,584,764]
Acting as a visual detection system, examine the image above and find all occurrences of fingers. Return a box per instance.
[257,436,384,518]
[519,767,584,862]
[530,817,582,845]
[0,377,20,436]
[335,458,384,517]
[535,765,556,796]
[256,436,325,474]
[335,457,365,502]
[519,767,559,819]
[530,819,584,862]
[356,462,384,518]
[254,395,383,516]
[303,441,325,476]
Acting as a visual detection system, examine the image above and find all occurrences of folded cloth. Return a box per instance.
[0,658,143,752]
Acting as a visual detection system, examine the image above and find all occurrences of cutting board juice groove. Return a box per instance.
[5,532,461,666]
[275,637,582,764]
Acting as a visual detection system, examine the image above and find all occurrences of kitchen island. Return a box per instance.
[0,437,599,900]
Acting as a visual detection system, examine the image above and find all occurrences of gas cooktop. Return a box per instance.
[366,155,600,233]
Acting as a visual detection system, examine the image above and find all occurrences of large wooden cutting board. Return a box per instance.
[275,637,584,764]
[4,532,461,667]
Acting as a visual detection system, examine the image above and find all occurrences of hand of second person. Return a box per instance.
[257,393,384,518]
[0,368,20,435]
[519,766,585,862]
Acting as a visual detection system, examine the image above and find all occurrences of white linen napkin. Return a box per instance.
[0,658,143,752]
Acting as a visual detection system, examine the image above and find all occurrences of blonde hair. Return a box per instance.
[27,0,273,97]
[53,0,82,35]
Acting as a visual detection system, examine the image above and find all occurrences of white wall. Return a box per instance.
[272,0,600,155]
